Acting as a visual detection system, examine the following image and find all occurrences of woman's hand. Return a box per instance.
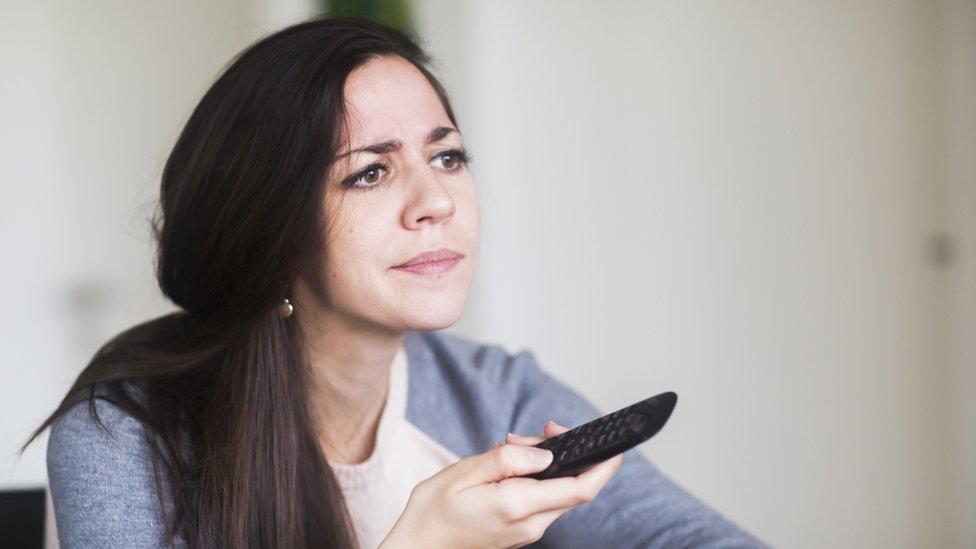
[378,420,624,549]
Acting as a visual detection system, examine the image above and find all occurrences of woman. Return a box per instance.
[24,15,766,549]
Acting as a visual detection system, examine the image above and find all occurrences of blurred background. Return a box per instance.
[2,1,974,547]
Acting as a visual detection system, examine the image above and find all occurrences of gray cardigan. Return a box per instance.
[47,329,768,548]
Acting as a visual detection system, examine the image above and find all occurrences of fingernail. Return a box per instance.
[527,447,553,466]
[507,432,523,440]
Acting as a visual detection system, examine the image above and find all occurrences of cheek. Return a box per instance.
[321,221,388,299]
[319,183,478,319]
[452,188,480,287]
[456,183,480,242]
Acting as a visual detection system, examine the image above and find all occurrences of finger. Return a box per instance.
[504,432,544,446]
[574,452,624,490]
[521,504,576,535]
[511,504,576,545]
[491,451,624,515]
[505,418,570,447]
[544,420,570,438]
[452,442,554,488]
[493,474,596,516]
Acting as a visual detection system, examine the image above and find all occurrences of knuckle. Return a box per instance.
[514,520,544,544]
[575,483,598,505]
[493,444,519,471]
[496,499,521,522]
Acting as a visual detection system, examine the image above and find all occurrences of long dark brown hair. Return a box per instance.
[22,15,460,548]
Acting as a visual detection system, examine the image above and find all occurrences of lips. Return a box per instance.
[394,247,464,268]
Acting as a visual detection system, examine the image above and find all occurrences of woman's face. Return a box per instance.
[303,54,479,333]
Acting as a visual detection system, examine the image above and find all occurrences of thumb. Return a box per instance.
[455,442,554,488]
[544,420,570,438]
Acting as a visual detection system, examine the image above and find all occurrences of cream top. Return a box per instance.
[327,344,461,549]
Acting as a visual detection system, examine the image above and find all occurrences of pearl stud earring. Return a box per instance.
[279,298,294,317]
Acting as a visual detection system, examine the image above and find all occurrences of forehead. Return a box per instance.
[340,55,451,145]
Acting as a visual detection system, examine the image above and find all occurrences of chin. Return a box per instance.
[396,295,468,331]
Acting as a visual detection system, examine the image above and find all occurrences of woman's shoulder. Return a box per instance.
[47,380,157,491]
[411,330,595,418]
[48,381,152,455]
[46,380,175,546]
[404,330,591,454]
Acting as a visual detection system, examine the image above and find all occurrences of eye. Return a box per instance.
[342,162,389,190]
[433,147,473,172]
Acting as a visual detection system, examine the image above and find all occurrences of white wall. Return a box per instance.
[0,0,314,487]
[418,1,973,547]
[941,1,976,547]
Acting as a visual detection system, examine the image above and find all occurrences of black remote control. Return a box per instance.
[522,391,677,480]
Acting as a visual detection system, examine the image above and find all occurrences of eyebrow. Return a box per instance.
[335,126,457,160]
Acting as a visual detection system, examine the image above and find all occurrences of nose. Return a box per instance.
[401,167,456,229]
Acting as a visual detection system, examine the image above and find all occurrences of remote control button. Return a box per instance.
[626,412,648,434]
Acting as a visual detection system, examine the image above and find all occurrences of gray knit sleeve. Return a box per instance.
[46,394,183,548]
[507,349,769,549]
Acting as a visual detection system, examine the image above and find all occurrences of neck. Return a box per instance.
[295,301,406,464]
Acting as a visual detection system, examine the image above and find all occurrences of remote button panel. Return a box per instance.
[523,391,677,480]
